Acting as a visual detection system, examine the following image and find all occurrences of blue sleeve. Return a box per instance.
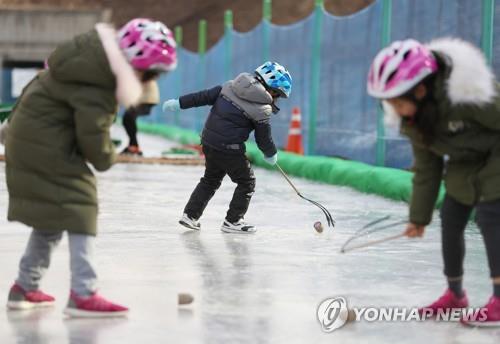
[254,122,277,157]
[179,85,222,109]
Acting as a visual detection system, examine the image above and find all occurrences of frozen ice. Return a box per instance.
[1,128,499,343]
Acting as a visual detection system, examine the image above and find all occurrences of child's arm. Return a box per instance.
[72,88,117,171]
[409,142,444,226]
[179,85,222,109]
[254,122,277,158]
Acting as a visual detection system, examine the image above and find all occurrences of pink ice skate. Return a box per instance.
[7,283,55,310]
[418,289,468,318]
[63,291,128,318]
[461,296,500,327]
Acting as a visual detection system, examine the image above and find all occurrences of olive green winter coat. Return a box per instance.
[399,39,500,225]
[4,26,142,235]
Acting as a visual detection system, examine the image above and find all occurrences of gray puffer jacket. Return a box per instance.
[179,73,277,156]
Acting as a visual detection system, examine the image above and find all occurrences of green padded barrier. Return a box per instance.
[137,121,445,208]
[0,104,13,123]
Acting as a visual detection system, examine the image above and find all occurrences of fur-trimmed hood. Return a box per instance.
[382,38,497,129]
[426,38,496,106]
[95,23,142,108]
[48,23,142,109]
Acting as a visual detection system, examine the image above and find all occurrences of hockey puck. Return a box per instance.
[178,293,194,305]
[313,221,323,233]
[347,309,356,323]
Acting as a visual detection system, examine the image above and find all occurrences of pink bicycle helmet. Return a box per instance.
[118,18,177,72]
[367,39,438,99]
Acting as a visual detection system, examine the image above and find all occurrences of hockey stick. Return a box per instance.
[340,216,406,253]
[276,163,335,227]
[340,232,406,253]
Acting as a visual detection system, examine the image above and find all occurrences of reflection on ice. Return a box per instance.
[0,130,499,343]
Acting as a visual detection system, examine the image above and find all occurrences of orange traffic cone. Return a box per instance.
[285,107,304,155]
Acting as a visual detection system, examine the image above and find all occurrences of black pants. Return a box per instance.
[122,104,154,146]
[184,145,256,223]
[440,194,500,278]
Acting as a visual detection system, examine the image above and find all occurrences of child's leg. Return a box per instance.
[122,109,139,147]
[225,156,256,223]
[68,233,97,296]
[64,233,128,317]
[16,229,63,291]
[183,147,226,219]
[460,199,500,326]
[418,195,472,313]
[122,105,153,147]
[440,195,473,297]
[475,199,500,297]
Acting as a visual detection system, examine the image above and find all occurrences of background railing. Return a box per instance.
[149,0,495,169]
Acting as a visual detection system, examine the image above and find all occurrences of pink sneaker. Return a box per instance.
[7,284,55,310]
[63,291,128,318]
[461,296,500,327]
[418,289,468,318]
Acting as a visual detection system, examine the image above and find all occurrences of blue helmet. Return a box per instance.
[255,61,292,98]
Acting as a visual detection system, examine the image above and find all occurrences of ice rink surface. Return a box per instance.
[0,128,499,343]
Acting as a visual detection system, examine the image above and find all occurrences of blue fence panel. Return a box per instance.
[205,37,227,89]
[493,1,500,77]
[153,48,201,130]
[173,49,203,132]
[268,15,314,151]
[155,0,490,169]
[1,68,13,103]
[153,64,178,126]
[316,2,382,164]
[391,0,483,45]
[231,23,265,78]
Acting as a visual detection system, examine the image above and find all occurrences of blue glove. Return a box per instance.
[162,99,180,112]
[264,153,278,166]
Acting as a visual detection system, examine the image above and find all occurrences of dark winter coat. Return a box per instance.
[4,24,143,235]
[179,73,277,157]
[397,39,500,225]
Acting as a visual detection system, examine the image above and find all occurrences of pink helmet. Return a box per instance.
[118,18,177,72]
[367,39,438,99]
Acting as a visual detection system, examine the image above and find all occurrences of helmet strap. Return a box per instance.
[271,101,280,114]
[254,73,266,86]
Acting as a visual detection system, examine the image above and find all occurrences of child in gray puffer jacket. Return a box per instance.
[163,61,292,233]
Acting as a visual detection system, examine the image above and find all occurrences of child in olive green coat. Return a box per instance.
[4,18,177,317]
